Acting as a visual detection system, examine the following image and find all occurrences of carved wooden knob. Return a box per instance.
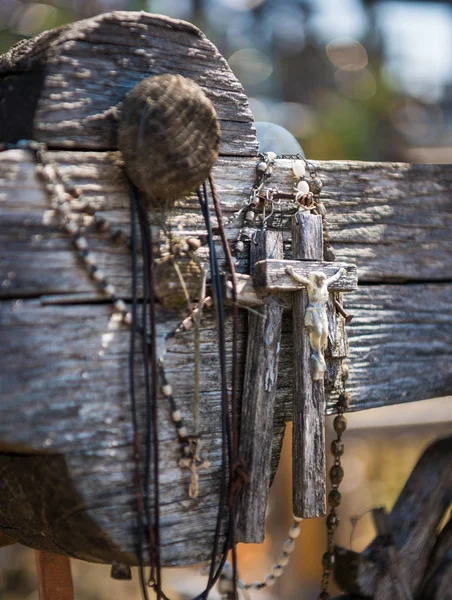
[118,74,220,204]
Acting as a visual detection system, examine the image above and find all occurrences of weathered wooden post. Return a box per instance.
[0,10,451,599]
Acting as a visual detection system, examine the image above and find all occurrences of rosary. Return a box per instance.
[12,72,354,600]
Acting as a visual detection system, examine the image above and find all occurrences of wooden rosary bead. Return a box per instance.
[118,74,220,204]
[322,552,335,570]
[328,489,341,507]
[326,514,339,529]
[329,464,344,485]
[331,439,344,457]
[318,592,329,600]
[333,414,347,434]
[337,391,352,409]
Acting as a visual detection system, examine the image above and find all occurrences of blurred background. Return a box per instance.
[1,0,452,598]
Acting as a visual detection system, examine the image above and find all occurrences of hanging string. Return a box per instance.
[195,184,235,600]
[209,176,248,600]
[128,183,151,600]
[128,181,236,600]
[136,192,163,600]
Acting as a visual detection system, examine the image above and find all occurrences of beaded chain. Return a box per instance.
[11,140,213,497]
[13,140,134,326]
[218,516,302,597]
[318,389,351,600]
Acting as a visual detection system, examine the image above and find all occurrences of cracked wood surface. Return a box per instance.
[0,11,258,156]
[1,148,452,564]
[0,10,451,565]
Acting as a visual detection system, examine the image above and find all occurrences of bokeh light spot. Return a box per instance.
[10,3,59,36]
[228,48,273,86]
[326,37,368,71]
[220,0,264,11]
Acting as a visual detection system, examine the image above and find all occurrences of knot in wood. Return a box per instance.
[118,74,220,204]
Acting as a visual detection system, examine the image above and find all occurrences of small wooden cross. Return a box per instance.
[234,211,357,524]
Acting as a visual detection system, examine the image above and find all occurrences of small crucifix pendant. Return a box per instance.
[178,437,210,499]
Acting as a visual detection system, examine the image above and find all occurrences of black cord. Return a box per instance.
[129,183,151,600]
[194,184,233,600]
[136,193,163,599]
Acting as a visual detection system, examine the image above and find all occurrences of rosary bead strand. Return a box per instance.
[318,390,351,599]
[30,141,133,326]
[217,517,302,597]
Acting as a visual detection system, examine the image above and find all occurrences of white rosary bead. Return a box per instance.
[182,316,193,330]
[236,240,244,253]
[123,312,132,326]
[266,151,277,161]
[288,524,301,539]
[296,180,310,194]
[178,426,188,438]
[293,515,302,523]
[64,220,79,235]
[245,210,255,222]
[272,565,284,578]
[264,574,276,587]
[171,410,182,422]
[75,237,88,251]
[277,551,290,567]
[92,268,106,282]
[83,252,95,266]
[292,160,306,178]
[283,538,295,554]
[104,284,116,298]
[203,296,213,309]
[162,384,172,397]
[114,299,127,313]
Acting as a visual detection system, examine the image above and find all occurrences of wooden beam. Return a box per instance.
[334,435,452,599]
[254,259,357,292]
[291,213,326,518]
[0,12,257,157]
[236,229,284,542]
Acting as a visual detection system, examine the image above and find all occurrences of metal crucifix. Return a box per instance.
[235,210,357,531]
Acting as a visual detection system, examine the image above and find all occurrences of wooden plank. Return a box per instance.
[0,12,258,157]
[2,152,452,302]
[0,286,451,562]
[254,259,357,292]
[236,229,283,542]
[334,435,452,599]
[291,213,326,518]
[35,551,74,600]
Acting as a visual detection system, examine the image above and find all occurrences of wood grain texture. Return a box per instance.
[291,213,326,519]
[334,435,452,599]
[0,12,258,157]
[236,229,284,542]
[1,148,452,561]
[3,153,452,302]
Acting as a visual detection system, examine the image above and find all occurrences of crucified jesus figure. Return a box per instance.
[285,266,345,381]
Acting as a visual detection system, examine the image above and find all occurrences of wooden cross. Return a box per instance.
[235,211,357,526]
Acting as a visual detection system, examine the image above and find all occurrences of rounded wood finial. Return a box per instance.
[118,74,220,204]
